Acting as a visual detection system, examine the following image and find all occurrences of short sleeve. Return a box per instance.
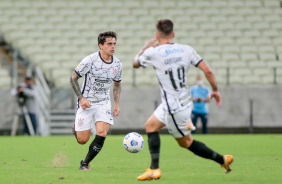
[114,62,123,82]
[74,56,92,77]
[189,46,203,66]
[137,47,154,68]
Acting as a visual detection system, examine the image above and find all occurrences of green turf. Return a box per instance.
[0,134,281,184]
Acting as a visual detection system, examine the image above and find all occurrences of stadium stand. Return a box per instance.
[0,0,281,88]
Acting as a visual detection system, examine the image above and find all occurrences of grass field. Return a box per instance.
[0,134,281,184]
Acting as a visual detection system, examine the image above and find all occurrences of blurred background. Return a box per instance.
[0,0,281,136]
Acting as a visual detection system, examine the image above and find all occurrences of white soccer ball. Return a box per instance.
[123,132,144,153]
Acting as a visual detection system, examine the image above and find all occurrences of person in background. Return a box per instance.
[11,76,38,135]
[190,74,211,134]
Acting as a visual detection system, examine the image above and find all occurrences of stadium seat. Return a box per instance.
[219,8,237,15]
[205,45,222,53]
[225,30,243,38]
[201,8,220,16]
[253,68,273,76]
[229,75,243,84]
[258,46,276,53]
[238,8,255,16]
[197,38,216,45]
[262,30,280,38]
[245,1,262,7]
[246,15,263,22]
[241,45,257,53]
[192,16,210,23]
[248,60,266,68]
[210,0,228,7]
[177,1,193,8]
[259,53,277,61]
[262,75,275,84]
[255,8,273,15]
[222,53,240,62]
[222,45,240,53]
[203,53,221,62]
[267,60,282,67]
[253,22,270,30]
[243,75,261,84]
[243,30,261,38]
[206,30,224,39]
[206,61,228,69]
[217,38,235,45]
[228,0,244,7]
[241,53,258,61]
[235,36,254,46]
[263,0,281,8]
[218,22,234,30]
[228,61,247,68]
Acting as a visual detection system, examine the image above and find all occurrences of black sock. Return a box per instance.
[83,135,105,164]
[148,132,160,169]
[188,140,224,164]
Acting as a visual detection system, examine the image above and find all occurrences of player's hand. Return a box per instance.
[210,91,222,107]
[112,103,120,117]
[144,39,158,49]
[80,97,91,110]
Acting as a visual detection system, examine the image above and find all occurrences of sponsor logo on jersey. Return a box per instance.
[95,79,110,83]
[158,47,184,57]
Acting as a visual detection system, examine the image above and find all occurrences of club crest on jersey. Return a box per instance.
[77,118,84,127]
[112,67,118,77]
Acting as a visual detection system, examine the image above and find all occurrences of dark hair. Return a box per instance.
[98,31,117,45]
[156,19,174,36]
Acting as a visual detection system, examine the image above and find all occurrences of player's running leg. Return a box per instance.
[137,113,165,181]
[176,134,233,173]
[79,122,109,170]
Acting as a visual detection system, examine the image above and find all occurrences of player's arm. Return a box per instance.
[112,81,121,117]
[197,61,221,107]
[70,71,91,110]
[113,81,121,104]
[70,71,83,100]
[197,61,217,91]
[133,39,157,68]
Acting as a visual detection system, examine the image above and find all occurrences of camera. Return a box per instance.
[17,86,27,106]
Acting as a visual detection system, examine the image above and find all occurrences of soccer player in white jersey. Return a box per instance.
[133,19,233,180]
[70,31,122,170]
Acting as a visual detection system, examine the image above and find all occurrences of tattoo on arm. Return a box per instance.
[113,82,121,104]
[70,71,83,99]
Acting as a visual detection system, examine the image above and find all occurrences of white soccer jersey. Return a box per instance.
[74,52,122,104]
[137,43,202,114]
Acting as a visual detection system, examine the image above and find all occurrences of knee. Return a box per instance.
[77,137,89,145]
[176,137,193,148]
[178,141,189,148]
[96,131,108,137]
[144,122,156,132]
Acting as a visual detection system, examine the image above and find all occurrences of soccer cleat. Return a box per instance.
[137,168,161,181]
[221,155,233,173]
[79,160,89,170]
